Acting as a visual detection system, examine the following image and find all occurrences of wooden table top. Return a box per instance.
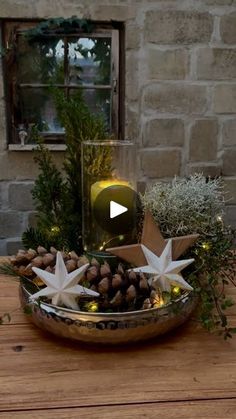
[1,260,236,418]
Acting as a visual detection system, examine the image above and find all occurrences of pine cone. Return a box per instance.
[98,277,110,294]
[126,285,137,302]
[9,246,172,312]
[112,274,122,289]
[100,262,111,277]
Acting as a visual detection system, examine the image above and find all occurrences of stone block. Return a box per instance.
[126,108,140,141]
[144,11,213,44]
[9,182,34,211]
[126,23,141,50]
[213,85,236,113]
[220,13,236,44]
[223,177,236,204]
[0,0,86,19]
[206,0,233,4]
[141,149,181,178]
[148,48,189,80]
[126,51,138,78]
[91,5,136,21]
[223,149,236,175]
[36,0,85,18]
[6,238,24,256]
[186,164,222,178]
[0,239,7,256]
[143,84,207,115]
[225,205,236,228]
[189,119,218,162]
[196,48,236,80]
[0,182,8,210]
[0,0,37,18]
[222,119,236,146]
[126,83,139,102]
[126,52,139,101]
[143,119,184,147]
[0,211,24,239]
[0,151,65,181]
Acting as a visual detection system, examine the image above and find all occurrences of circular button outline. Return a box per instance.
[93,185,139,235]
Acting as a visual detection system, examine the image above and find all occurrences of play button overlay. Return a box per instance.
[110,201,128,219]
[93,184,139,235]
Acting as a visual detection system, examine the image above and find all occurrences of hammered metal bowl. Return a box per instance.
[19,283,197,344]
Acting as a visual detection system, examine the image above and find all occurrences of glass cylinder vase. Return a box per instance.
[82,140,137,253]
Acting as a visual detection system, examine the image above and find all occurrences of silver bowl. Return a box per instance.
[19,283,197,344]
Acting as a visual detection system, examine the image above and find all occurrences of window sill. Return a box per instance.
[8,144,67,151]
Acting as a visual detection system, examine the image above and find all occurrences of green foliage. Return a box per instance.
[28,141,73,250]
[32,142,66,227]
[22,227,53,251]
[141,175,236,338]
[24,17,94,41]
[19,15,112,251]
[23,88,109,252]
[83,143,113,179]
[188,227,236,339]
[54,89,109,248]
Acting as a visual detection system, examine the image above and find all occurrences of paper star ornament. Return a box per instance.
[107,210,199,266]
[132,240,194,292]
[30,251,99,310]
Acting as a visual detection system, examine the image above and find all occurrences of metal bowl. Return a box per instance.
[19,283,197,344]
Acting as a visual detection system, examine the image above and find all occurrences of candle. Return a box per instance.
[91,179,131,206]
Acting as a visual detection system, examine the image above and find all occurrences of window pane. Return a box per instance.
[17,88,64,140]
[17,36,65,84]
[69,88,111,131]
[68,37,111,86]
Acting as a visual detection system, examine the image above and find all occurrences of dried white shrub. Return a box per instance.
[141,174,226,237]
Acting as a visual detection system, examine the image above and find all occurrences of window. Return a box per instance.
[2,20,122,147]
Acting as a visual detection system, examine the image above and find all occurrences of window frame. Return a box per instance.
[2,19,124,147]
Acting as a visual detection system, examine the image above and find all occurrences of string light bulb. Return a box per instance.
[202,242,211,251]
[50,225,60,234]
[86,301,99,312]
[172,286,181,296]
[153,297,165,308]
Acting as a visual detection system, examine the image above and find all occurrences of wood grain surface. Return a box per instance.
[1,260,236,418]
[0,400,236,419]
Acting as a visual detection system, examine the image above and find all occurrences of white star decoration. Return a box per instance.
[30,251,99,310]
[132,240,194,292]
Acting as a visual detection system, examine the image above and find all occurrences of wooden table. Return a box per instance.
[1,266,236,418]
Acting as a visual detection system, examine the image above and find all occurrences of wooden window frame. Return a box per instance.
[1,19,124,148]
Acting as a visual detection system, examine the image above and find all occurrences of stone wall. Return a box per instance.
[0,0,236,254]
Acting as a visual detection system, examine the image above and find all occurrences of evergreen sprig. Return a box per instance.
[32,142,66,226]
[23,88,109,252]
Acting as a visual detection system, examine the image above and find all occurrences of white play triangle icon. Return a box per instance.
[110,201,128,219]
